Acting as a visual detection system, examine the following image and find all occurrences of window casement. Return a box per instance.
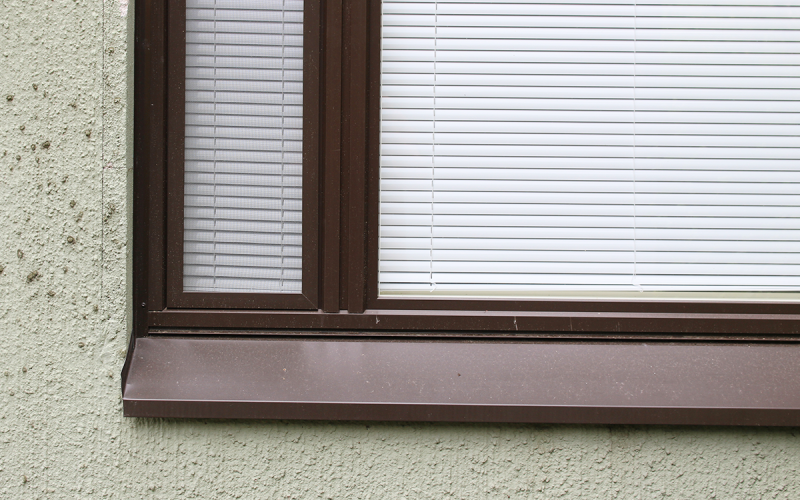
[168,0,320,309]
[124,0,800,425]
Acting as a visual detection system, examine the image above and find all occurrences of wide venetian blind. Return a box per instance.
[184,0,303,293]
[379,0,800,297]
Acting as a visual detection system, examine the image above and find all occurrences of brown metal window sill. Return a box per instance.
[122,337,800,425]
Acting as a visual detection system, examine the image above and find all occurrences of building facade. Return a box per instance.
[1,0,800,497]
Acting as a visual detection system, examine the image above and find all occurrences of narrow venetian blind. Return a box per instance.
[184,0,303,293]
[379,0,800,297]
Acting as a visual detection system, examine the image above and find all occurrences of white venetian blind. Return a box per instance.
[184,0,303,293]
[378,0,800,297]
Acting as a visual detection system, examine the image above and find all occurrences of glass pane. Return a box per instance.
[378,0,800,299]
[184,0,303,293]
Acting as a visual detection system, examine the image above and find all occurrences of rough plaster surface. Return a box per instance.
[1,1,800,498]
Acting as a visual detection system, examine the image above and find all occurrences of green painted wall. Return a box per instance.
[1,1,799,498]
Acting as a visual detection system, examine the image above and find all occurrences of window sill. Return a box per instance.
[123,337,800,425]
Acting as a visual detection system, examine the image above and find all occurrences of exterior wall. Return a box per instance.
[1,0,799,498]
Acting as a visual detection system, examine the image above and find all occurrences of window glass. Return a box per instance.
[184,0,304,293]
[378,0,800,299]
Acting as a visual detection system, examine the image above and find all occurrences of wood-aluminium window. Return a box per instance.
[124,0,800,425]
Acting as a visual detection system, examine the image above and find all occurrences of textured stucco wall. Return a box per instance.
[1,1,800,498]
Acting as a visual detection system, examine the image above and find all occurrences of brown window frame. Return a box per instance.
[163,0,321,310]
[124,0,800,425]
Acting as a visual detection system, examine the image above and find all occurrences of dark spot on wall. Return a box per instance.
[69,200,76,208]
[19,124,25,131]
[17,250,23,259]
[104,203,117,222]
[78,342,85,348]
[47,290,55,297]
[26,270,40,282]
[32,84,37,90]
[67,236,75,244]
[42,141,50,149]
[30,144,35,151]
[0,265,4,274]
[22,366,27,373]
[85,129,91,138]
[6,94,13,102]
[15,155,20,161]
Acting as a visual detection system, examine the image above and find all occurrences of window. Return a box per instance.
[183,0,307,296]
[167,0,320,309]
[124,0,800,425]
[377,0,800,300]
